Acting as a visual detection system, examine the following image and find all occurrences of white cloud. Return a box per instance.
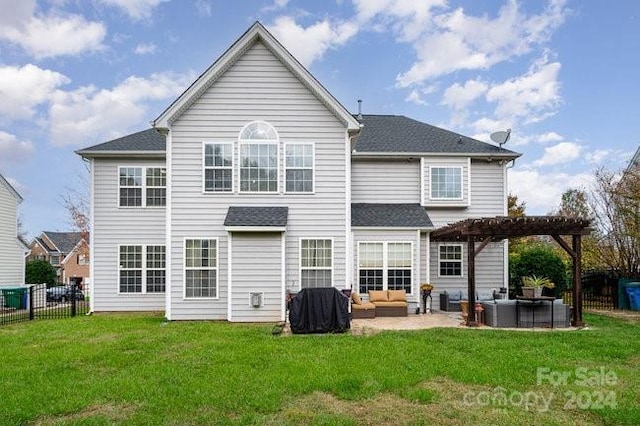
[134,42,157,55]
[585,149,611,165]
[49,71,194,146]
[262,0,290,12]
[390,0,567,86]
[534,141,582,166]
[0,64,70,120]
[194,0,212,17]
[509,168,593,214]
[537,131,563,143]
[267,16,358,67]
[0,2,106,59]
[485,55,561,122]
[353,0,445,41]
[0,131,35,167]
[99,0,169,20]
[405,89,427,105]
[442,78,488,110]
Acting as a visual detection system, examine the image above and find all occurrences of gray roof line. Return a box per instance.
[351,203,433,228]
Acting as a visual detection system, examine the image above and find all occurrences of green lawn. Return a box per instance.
[1,313,638,425]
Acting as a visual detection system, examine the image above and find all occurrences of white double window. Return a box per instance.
[118,245,166,293]
[358,242,413,294]
[118,167,166,207]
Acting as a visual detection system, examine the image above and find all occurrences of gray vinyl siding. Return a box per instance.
[430,241,504,296]
[351,159,421,203]
[168,41,348,319]
[426,159,506,227]
[0,184,23,285]
[92,158,166,311]
[421,157,469,207]
[230,233,282,322]
[352,230,420,306]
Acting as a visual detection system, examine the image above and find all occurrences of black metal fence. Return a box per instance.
[562,270,640,311]
[0,283,89,326]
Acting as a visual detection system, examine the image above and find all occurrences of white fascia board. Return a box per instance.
[0,173,23,202]
[352,152,521,160]
[153,22,360,132]
[76,151,166,159]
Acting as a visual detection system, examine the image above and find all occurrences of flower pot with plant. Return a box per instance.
[521,275,555,298]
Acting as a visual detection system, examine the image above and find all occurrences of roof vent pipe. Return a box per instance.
[357,99,363,121]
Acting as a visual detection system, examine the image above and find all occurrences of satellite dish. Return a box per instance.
[490,129,511,149]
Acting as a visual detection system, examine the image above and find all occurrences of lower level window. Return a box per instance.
[358,242,413,294]
[185,239,217,298]
[439,244,462,276]
[119,245,165,293]
[300,239,332,288]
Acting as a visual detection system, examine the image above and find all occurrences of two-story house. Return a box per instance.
[0,173,27,285]
[77,22,519,321]
[28,231,90,287]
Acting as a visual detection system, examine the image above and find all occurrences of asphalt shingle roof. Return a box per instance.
[76,129,165,154]
[351,203,433,228]
[42,232,84,254]
[354,115,519,156]
[224,206,289,227]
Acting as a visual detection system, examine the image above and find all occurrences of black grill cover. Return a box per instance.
[289,287,350,334]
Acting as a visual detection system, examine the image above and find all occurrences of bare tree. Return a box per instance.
[589,167,640,277]
[61,161,90,241]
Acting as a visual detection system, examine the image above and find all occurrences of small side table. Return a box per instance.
[515,296,556,328]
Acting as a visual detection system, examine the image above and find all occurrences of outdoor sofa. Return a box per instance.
[350,290,409,318]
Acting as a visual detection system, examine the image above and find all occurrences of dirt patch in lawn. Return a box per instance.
[588,309,640,323]
[31,403,136,425]
[263,377,606,426]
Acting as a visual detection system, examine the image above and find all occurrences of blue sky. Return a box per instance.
[1,0,638,238]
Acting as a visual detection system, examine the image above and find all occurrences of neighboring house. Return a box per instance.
[0,173,27,285]
[77,22,520,321]
[28,232,90,287]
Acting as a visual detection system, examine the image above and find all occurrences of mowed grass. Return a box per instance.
[1,313,639,425]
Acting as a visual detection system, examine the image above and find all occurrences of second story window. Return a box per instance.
[204,143,233,192]
[119,167,166,207]
[239,121,278,193]
[285,143,314,193]
[430,166,462,200]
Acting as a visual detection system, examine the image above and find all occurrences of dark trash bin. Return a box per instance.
[289,287,350,334]
[626,287,640,311]
[2,287,27,309]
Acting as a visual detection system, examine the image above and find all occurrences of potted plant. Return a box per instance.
[521,275,555,298]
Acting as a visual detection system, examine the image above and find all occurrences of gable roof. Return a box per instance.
[352,203,433,228]
[353,115,520,159]
[41,231,84,254]
[76,129,165,158]
[0,173,23,202]
[152,22,360,132]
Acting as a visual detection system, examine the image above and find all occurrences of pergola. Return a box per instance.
[430,216,592,327]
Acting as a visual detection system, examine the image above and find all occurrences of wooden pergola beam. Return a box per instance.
[430,215,592,327]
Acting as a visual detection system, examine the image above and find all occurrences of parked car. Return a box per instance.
[46,286,84,302]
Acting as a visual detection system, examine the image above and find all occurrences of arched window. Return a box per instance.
[239,121,279,192]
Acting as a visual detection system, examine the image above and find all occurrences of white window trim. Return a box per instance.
[284,142,315,194]
[183,237,219,300]
[117,244,166,295]
[298,237,334,290]
[238,141,280,194]
[202,142,234,193]
[357,241,414,295]
[118,166,166,208]
[429,166,464,201]
[437,243,464,278]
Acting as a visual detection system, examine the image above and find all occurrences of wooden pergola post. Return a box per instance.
[572,234,584,327]
[467,236,476,325]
